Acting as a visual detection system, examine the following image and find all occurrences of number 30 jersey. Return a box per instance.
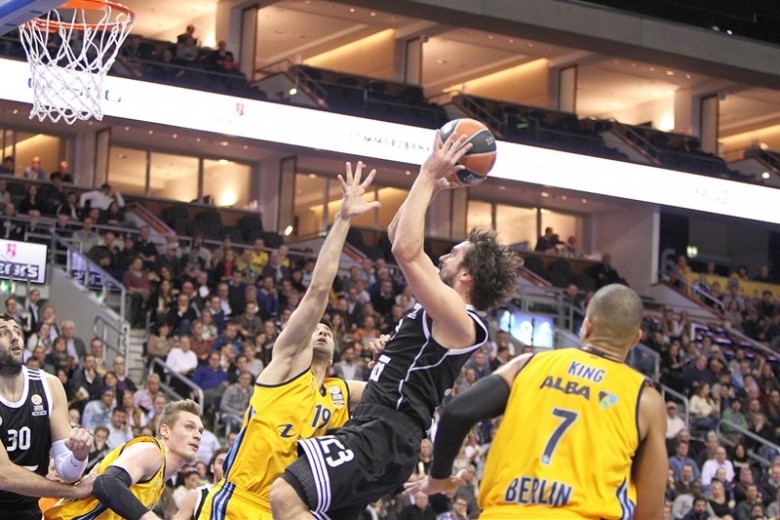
[478,348,648,520]
[0,367,54,511]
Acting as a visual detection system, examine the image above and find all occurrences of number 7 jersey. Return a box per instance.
[478,348,648,520]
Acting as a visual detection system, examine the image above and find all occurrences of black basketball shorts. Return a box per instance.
[282,404,424,520]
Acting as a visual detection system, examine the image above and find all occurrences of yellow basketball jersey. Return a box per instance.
[45,436,166,520]
[310,376,350,438]
[478,348,648,520]
[199,370,350,519]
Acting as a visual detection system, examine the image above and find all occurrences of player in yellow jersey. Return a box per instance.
[198,161,379,520]
[407,284,668,519]
[46,400,203,520]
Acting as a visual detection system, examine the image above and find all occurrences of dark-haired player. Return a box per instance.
[198,162,378,519]
[0,314,95,519]
[271,131,520,519]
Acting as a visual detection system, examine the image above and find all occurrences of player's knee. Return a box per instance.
[269,477,301,514]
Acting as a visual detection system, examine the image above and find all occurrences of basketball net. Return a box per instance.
[18,0,135,124]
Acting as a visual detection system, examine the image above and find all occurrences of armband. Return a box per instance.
[51,438,88,482]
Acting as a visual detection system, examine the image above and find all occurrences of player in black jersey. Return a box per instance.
[271,131,519,519]
[0,314,95,519]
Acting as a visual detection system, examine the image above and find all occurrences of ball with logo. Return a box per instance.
[438,118,497,187]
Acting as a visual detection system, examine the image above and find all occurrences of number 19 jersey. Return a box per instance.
[478,348,648,520]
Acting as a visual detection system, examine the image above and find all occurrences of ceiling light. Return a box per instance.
[349,7,355,13]
[541,192,550,198]
[685,74,692,79]
[762,172,771,180]
[218,159,229,165]
[148,130,153,135]
[370,12,376,16]
[172,133,178,138]
[581,198,587,204]
[665,70,674,76]
[508,39,514,43]
[561,195,567,200]
[124,126,130,131]
[308,173,316,178]
[243,145,248,150]
[404,170,411,175]
[283,225,294,236]
[498,186,506,190]
[12,109,18,114]
[726,30,733,35]
[220,141,229,146]
[488,35,494,40]
[288,87,298,96]
[649,67,655,72]
[436,59,447,64]
[196,137,201,143]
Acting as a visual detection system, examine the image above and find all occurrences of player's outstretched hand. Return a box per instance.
[420,130,471,182]
[67,426,94,461]
[337,161,381,220]
[366,334,390,369]
[403,469,466,497]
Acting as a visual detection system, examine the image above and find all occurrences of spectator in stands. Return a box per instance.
[115,35,146,78]
[767,487,780,519]
[165,334,198,379]
[192,351,228,416]
[674,463,697,496]
[734,484,763,520]
[753,265,772,283]
[23,208,51,245]
[22,155,45,180]
[588,253,628,288]
[133,372,162,414]
[167,292,197,336]
[79,182,124,211]
[238,300,263,340]
[117,392,144,436]
[261,248,290,287]
[400,490,436,520]
[683,354,718,394]
[123,256,152,328]
[56,190,80,221]
[85,424,110,471]
[249,237,268,274]
[219,369,252,432]
[670,439,702,481]
[758,290,777,319]
[207,40,238,73]
[690,382,720,432]
[190,319,213,364]
[212,321,242,357]
[40,173,66,216]
[666,401,687,440]
[701,446,735,489]
[242,343,263,378]
[59,319,86,364]
[332,343,364,381]
[44,335,73,375]
[214,248,238,284]
[98,200,125,226]
[105,405,133,449]
[18,183,42,215]
[53,160,73,183]
[0,179,10,211]
[112,355,136,400]
[0,201,23,240]
[176,24,197,44]
[69,353,103,411]
[534,226,557,253]
[759,464,780,509]
[147,321,175,372]
[708,481,735,519]
[82,385,115,432]
[132,225,158,267]
[72,215,100,253]
[147,277,175,327]
[0,156,14,175]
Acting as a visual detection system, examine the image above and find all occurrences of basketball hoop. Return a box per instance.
[18,0,135,124]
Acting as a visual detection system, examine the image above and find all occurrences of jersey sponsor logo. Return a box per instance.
[539,376,590,400]
[276,424,296,438]
[328,385,346,407]
[504,476,573,506]
[30,394,42,406]
[598,391,618,409]
[566,361,606,382]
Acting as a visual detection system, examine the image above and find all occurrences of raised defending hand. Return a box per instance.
[337,161,381,220]
[66,426,94,461]
[403,469,466,498]
[420,130,471,182]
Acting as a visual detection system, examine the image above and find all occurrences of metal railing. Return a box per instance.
[716,419,779,468]
[149,357,204,406]
[661,384,691,426]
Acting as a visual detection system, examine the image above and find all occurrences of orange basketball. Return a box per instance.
[439,118,497,186]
